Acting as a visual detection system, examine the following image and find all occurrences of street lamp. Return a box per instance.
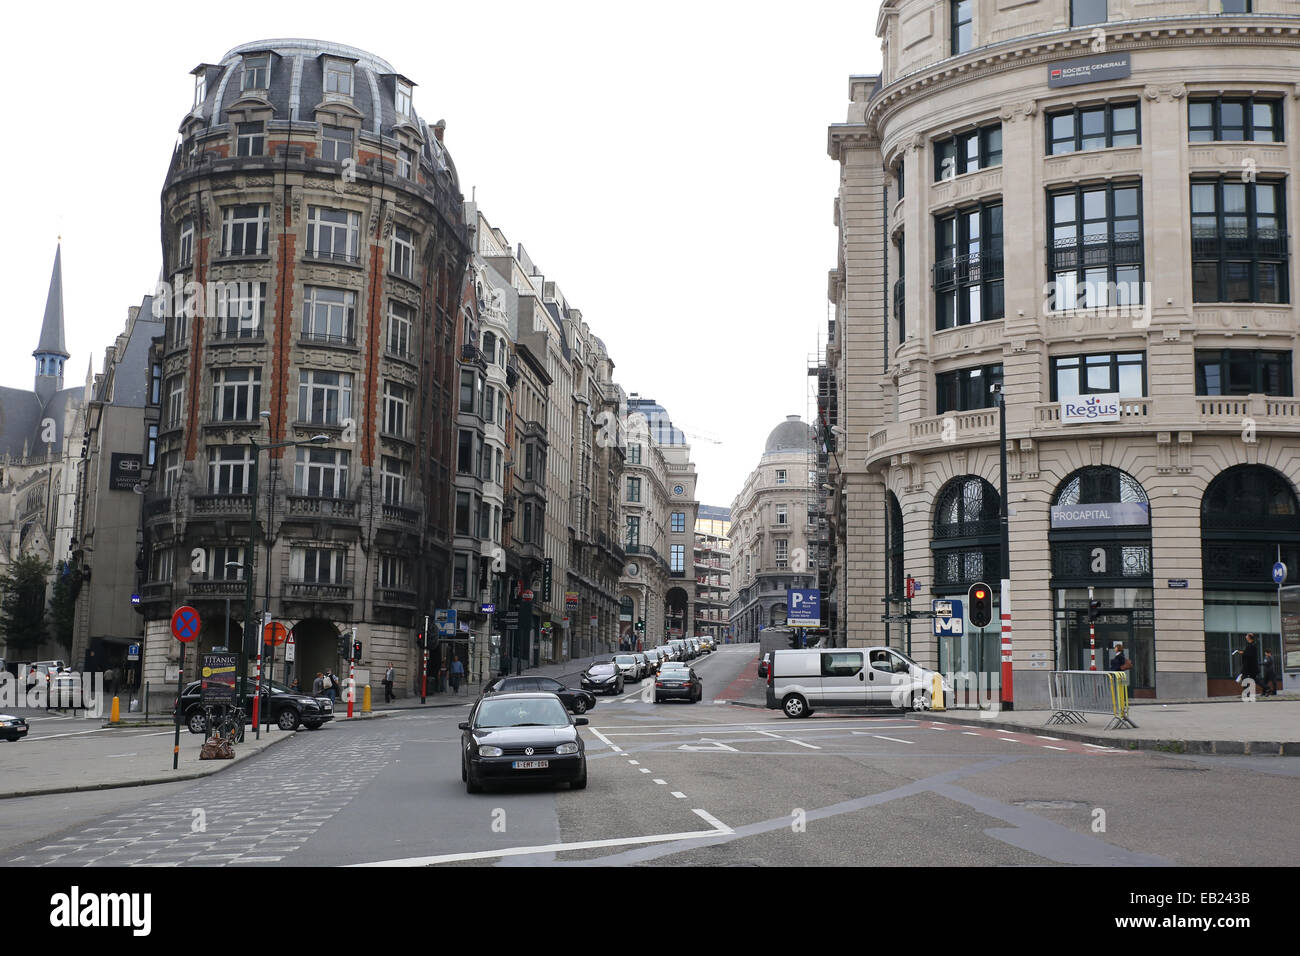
[239,427,330,739]
[990,382,1012,711]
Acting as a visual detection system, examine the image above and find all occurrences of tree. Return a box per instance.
[50,560,78,656]
[0,554,51,655]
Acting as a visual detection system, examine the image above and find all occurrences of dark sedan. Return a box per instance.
[482,676,597,714]
[654,666,702,703]
[0,714,29,742]
[580,662,624,695]
[175,679,334,733]
[459,693,587,793]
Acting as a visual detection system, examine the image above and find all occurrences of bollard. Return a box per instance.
[363,684,372,714]
[110,696,121,724]
[931,673,945,712]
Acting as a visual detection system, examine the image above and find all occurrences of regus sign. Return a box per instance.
[1061,393,1121,424]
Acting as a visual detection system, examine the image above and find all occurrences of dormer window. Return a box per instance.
[236,122,265,157]
[193,73,207,109]
[325,60,353,96]
[396,81,412,118]
[241,54,269,92]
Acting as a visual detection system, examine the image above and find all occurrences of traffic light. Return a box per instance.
[415,631,425,649]
[337,635,349,657]
[968,582,993,629]
[1088,599,1102,622]
[352,640,363,661]
[635,619,645,633]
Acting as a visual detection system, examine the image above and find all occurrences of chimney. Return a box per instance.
[433,119,446,143]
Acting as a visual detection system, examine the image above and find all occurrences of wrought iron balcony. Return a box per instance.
[932,249,1004,289]
[1047,233,1141,273]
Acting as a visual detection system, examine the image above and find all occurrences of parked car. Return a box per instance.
[175,678,334,733]
[0,713,29,742]
[655,665,702,704]
[766,647,951,718]
[459,692,588,793]
[757,652,771,680]
[482,675,597,715]
[580,662,624,695]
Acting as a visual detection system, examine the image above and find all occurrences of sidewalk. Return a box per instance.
[0,726,296,799]
[923,697,1300,755]
[725,672,1300,755]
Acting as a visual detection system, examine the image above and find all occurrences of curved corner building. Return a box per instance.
[143,40,471,691]
[827,2,1300,704]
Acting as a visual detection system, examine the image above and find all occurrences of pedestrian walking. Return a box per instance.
[1261,650,1279,697]
[438,659,449,693]
[312,672,324,695]
[323,669,338,704]
[383,663,395,703]
[1109,642,1132,673]
[450,655,464,693]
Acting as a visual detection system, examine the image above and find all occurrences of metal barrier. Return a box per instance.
[1046,670,1137,730]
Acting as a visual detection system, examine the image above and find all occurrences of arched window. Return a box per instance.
[1049,466,1151,586]
[932,476,1000,588]
[1202,465,1300,587]
[1054,466,1149,512]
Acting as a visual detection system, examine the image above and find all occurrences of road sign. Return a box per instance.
[1273,561,1287,585]
[786,589,821,627]
[933,598,965,637]
[522,589,535,601]
[127,644,140,661]
[480,603,496,614]
[130,593,140,606]
[285,634,296,663]
[263,621,288,646]
[171,605,201,643]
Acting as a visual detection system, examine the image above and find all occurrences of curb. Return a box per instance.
[0,729,296,801]
[918,712,1296,755]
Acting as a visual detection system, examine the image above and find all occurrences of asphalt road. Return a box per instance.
[2,643,1295,867]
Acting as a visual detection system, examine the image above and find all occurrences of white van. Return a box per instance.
[765,646,949,718]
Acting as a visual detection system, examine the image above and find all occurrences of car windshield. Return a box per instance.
[589,664,615,675]
[475,697,569,728]
[615,656,636,664]
[889,650,920,670]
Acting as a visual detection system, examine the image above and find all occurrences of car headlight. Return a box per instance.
[556,742,579,755]
[478,745,503,757]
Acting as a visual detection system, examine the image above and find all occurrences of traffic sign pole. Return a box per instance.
[421,614,429,704]
[347,625,357,718]
[169,606,200,769]
[252,648,262,738]
[1000,579,1014,710]
[173,643,184,770]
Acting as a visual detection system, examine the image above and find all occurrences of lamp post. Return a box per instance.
[240,429,329,739]
[991,382,1014,711]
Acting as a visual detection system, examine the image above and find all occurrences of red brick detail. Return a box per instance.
[183,235,211,462]
[362,241,386,468]
[270,226,297,455]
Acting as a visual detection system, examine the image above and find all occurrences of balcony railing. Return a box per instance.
[144,496,173,520]
[287,495,357,519]
[1191,226,1287,260]
[303,248,361,265]
[375,587,418,607]
[300,330,357,347]
[381,503,421,526]
[932,250,1004,289]
[1047,233,1141,273]
[141,581,173,604]
[187,579,247,597]
[192,493,253,515]
[284,581,353,602]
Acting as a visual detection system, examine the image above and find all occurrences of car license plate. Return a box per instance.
[512,760,549,770]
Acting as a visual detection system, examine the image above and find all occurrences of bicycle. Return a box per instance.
[209,704,246,745]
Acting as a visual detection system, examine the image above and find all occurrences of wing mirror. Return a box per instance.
[457,721,469,730]
[574,717,589,726]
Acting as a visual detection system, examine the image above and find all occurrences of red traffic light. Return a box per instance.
[974,589,987,599]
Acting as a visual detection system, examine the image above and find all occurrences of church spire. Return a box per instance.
[35,243,70,403]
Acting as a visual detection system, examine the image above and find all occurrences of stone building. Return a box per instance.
[0,245,90,663]
[143,39,471,694]
[694,505,731,644]
[729,417,817,642]
[827,0,1300,704]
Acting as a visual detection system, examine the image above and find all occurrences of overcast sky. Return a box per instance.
[2,0,879,509]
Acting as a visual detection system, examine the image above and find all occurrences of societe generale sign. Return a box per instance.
[1061,393,1121,424]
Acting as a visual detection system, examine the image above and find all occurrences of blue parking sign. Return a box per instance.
[787,589,821,627]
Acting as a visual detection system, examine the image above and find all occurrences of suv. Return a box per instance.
[176,678,334,733]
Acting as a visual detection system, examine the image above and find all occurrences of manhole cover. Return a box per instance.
[1012,800,1089,810]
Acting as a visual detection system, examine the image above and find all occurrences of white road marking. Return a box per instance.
[998,737,1021,743]
[1083,743,1110,749]
[1043,745,1068,751]
[586,726,619,750]
[677,739,739,752]
[1036,735,1061,741]
[755,730,819,749]
[639,768,651,774]
[609,745,624,753]
[653,779,667,785]
[871,735,913,745]
[627,760,639,765]
[352,814,734,867]
[962,731,983,736]
[671,791,687,799]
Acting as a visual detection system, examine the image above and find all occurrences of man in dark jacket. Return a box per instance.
[1240,633,1260,684]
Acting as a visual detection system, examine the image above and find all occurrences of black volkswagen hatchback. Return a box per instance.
[459,693,587,793]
